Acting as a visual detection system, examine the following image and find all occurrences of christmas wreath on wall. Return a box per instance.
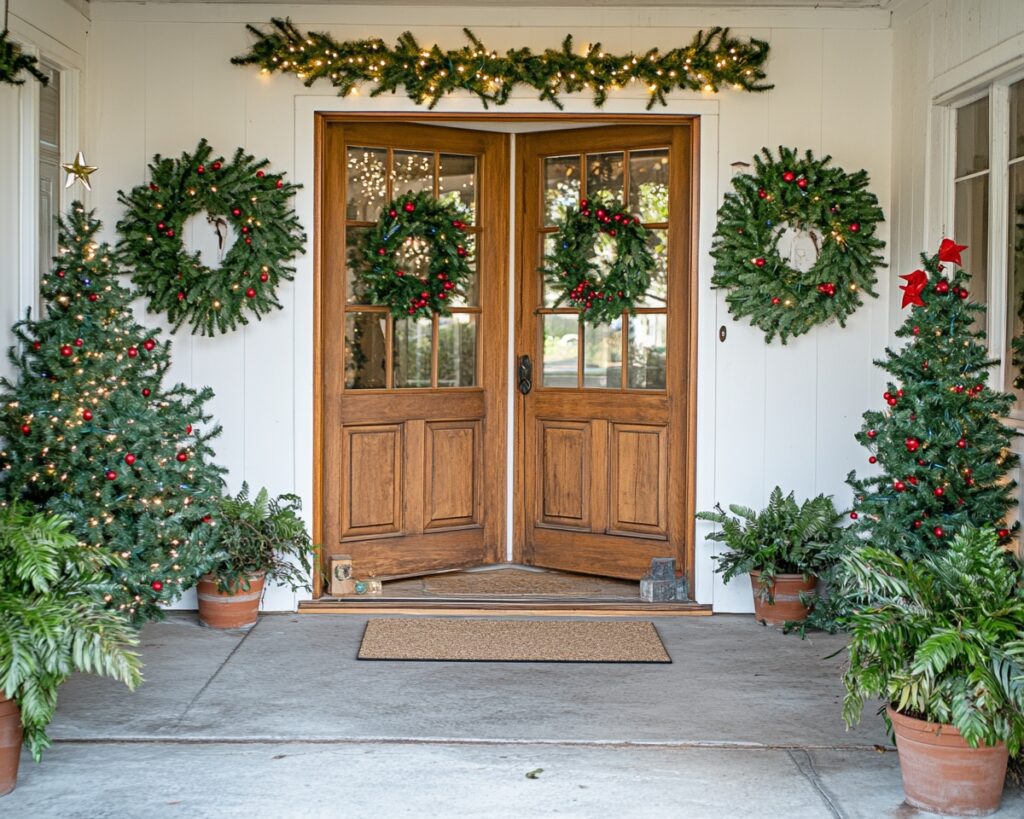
[542,200,655,325]
[711,147,885,344]
[357,191,473,319]
[116,139,306,336]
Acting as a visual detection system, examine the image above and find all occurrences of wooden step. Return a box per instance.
[298,598,712,617]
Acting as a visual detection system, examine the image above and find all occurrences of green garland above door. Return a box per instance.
[232,17,771,109]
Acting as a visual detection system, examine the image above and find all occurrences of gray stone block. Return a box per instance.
[649,557,676,581]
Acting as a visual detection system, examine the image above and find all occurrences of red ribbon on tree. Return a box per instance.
[937,238,968,266]
[899,270,928,309]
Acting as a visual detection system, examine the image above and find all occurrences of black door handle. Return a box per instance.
[517,354,533,395]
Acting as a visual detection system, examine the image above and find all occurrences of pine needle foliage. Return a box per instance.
[0,29,48,86]
[207,483,314,595]
[0,204,225,620]
[697,487,843,598]
[231,18,771,110]
[842,527,1024,753]
[846,247,1019,558]
[0,503,142,761]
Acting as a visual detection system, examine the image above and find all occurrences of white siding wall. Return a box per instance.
[69,3,896,611]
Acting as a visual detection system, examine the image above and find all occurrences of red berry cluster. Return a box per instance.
[816,282,836,297]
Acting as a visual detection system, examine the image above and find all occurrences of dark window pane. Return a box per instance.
[438,313,477,387]
[344,313,387,389]
[393,318,433,388]
[956,97,989,177]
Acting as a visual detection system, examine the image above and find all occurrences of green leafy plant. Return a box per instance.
[842,527,1024,753]
[207,484,314,594]
[0,503,142,760]
[696,487,843,599]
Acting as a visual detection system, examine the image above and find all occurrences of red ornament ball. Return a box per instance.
[849,512,859,520]
[20,424,31,436]
[388,209,398,218]
[32,341,41,350]
[202,515,213,524]
[142,388,151,397]
[905,438,919,453]
[127,346,139,358]
[956,438,967,449]
[933,486,945,497]
[868,456,877,464]
[88,294,99,302]
[151,580,164,592]
[166,229,175,238]
[753,257,766,268]
[849,222,860,233]
[60,345,73,357]
[143,339,156,351]
[456,246,468,257]
[246,288,257,299]
[936,280,950,294]
[758,189,767,199]
[866,429,877,439]
[933,526,944,538]
[797,178,808,190]
[177,291,186,301]
[276,180,284,189]
[176,451,189,462]
[894,480,906,492]
[105,470,117,481]
[196,165,205,174]
[771,297,781,305]
[998,528,1010,538]
[256,170,265,179]
[185,424,193,434]
[212,161,222,171]
[403,201,416,213]
[124,453,136,465]
[231,208,241,217]
[958,288,969,300]
[74,338,83,347]
[56,270,65,278]
[913,520,923,529]
[782,171,796,182]
[82,410,93,421]
[260,272,269,283]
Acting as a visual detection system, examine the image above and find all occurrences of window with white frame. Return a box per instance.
[952,77,1024,416]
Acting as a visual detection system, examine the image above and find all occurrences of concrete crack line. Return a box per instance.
[786,749,846,819]
[50,735,890,755]
[174,621,259,726]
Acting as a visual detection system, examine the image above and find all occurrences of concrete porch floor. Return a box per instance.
[4,613,1023,818]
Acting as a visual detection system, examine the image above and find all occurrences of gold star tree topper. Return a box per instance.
[62,151,98,190]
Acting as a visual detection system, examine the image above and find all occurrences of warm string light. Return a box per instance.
[232,18,772,110]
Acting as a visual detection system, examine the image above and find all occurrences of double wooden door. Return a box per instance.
[318,118,694,588]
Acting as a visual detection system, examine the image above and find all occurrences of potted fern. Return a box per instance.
[696,487,842,624]
[198,484,314,629]
[842,527,1024,816]
[0,503,142,796]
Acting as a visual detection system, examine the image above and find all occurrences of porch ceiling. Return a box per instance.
[95,0,895,7]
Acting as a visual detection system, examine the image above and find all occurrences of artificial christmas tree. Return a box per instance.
[846,239,1019,557]
[0,204,225,621]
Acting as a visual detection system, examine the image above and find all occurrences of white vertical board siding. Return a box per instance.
[84,2,893,612]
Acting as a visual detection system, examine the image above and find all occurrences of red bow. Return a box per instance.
[937,238,967,266]
[900,269,928,308]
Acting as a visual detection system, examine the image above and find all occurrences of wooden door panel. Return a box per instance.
[319,120,508,586]
[608,423,668,537]
[536,420,591,528]
[515,123,695,586]
[341,425,403,538]
[423,420,481,529]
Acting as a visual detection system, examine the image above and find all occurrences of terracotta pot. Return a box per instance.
[0,694,22,797]
[196,572,265,629]
[748,571,816,625]
[888,707,1008,816]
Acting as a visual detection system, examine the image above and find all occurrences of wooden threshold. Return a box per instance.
[298,599,712,617]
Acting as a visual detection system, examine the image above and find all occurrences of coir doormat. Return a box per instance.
[357,618,671,663]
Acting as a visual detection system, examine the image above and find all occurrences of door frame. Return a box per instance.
[311,112,699,599]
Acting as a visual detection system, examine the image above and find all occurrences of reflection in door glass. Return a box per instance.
[544,155,581,225]
[439,154,477,223]
[345,226,370,304]
[586,152,624,206]
[629,149,669,222]
[542,314,579,387]
[392,150,434,198]
[344,313,387,389]
[628,314,667,390]
[438,313,477,387]
[583,319,622,388]
[346,147,388,221]
[636,229,668,307]
[394,318,433,388]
